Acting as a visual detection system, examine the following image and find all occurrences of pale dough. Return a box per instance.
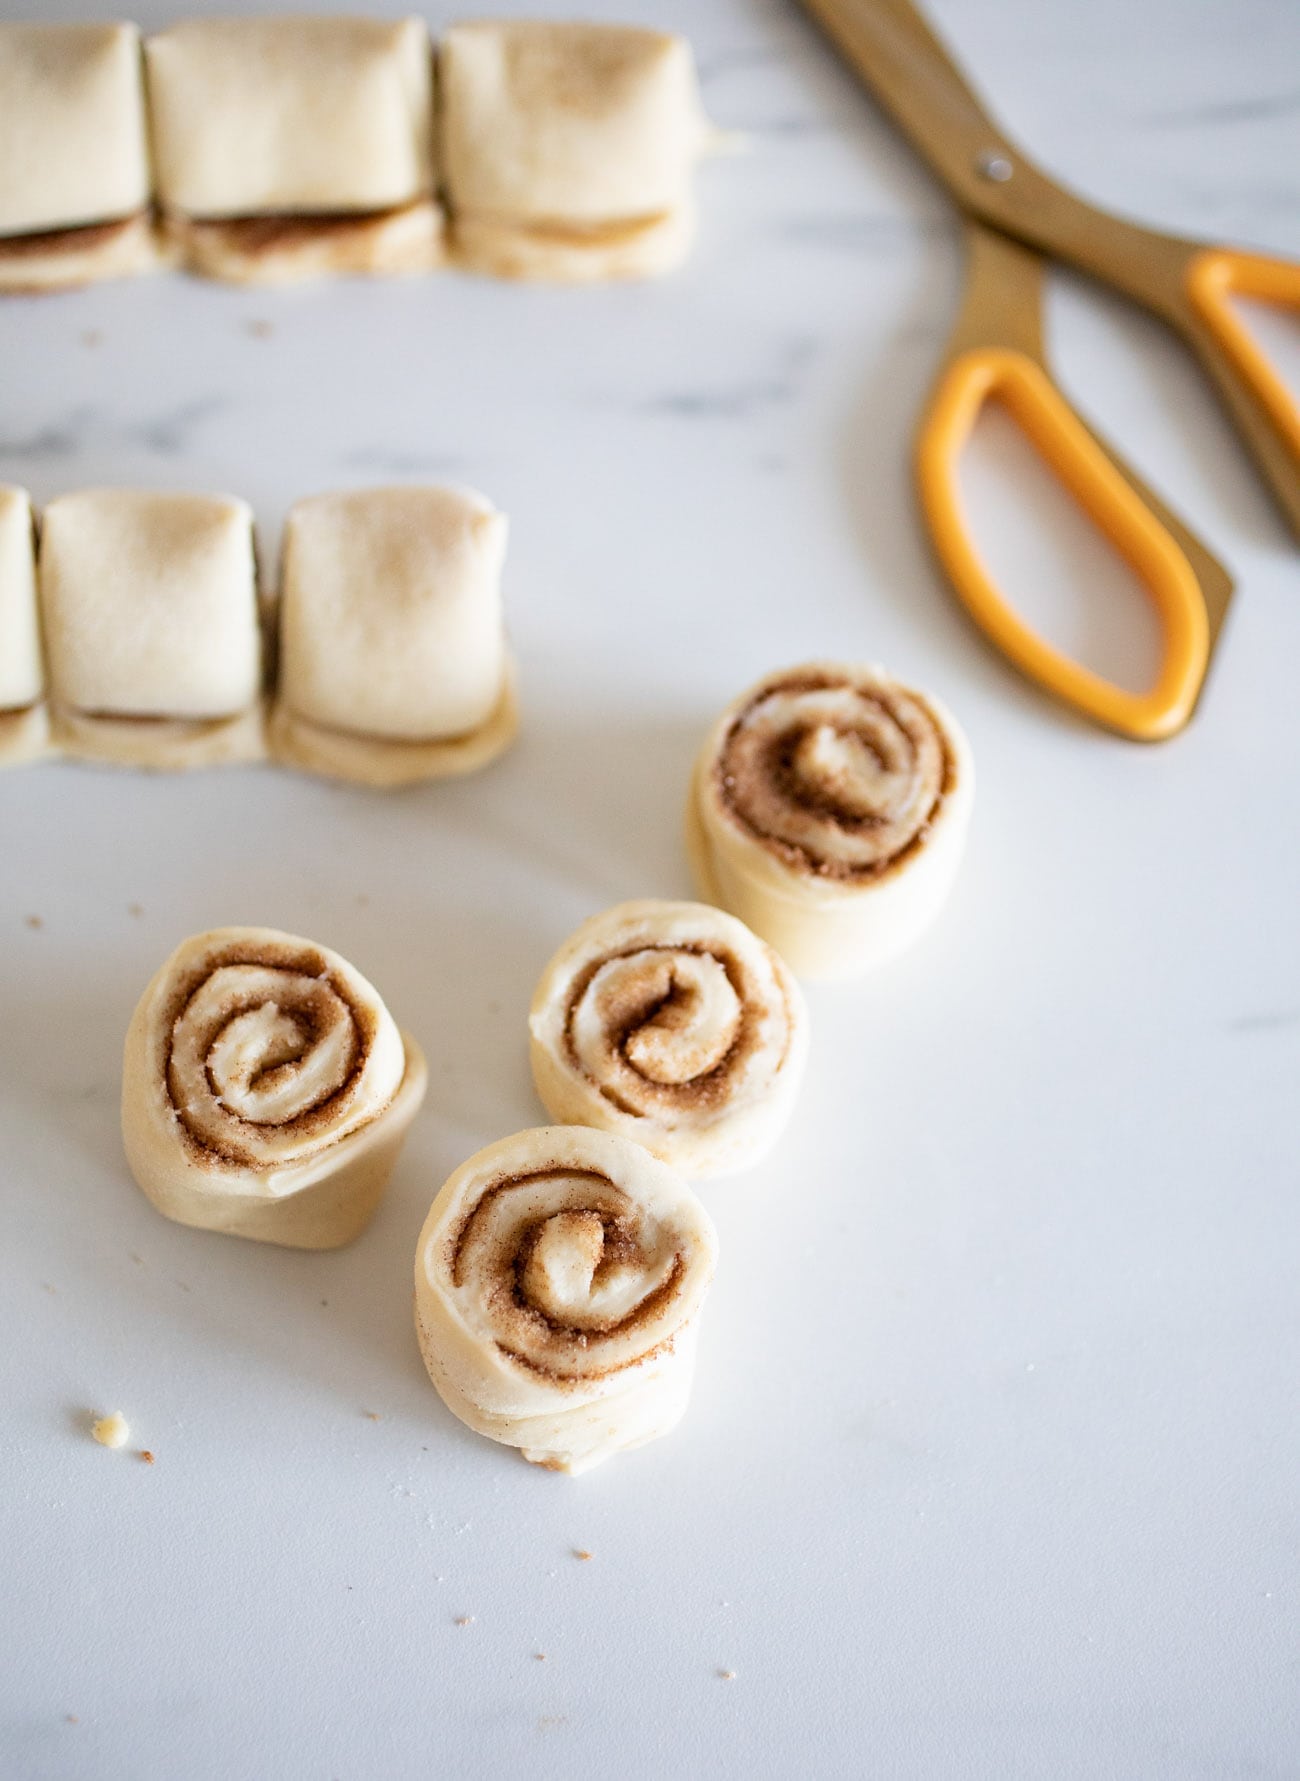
[440,21,708,280]
[39,489,265,769]
[0,486,50,767]
[147,16,440,282]
[414,1126,717,1473]
[0,212,163,294]
[271,484,516,785]
[159,199,442,287]
[529,899,809,1178]
[122,926,427,1249]
[0,24,151,237]
[687,663,975,980]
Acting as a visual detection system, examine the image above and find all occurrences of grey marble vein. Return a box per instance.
[637,338,819,421]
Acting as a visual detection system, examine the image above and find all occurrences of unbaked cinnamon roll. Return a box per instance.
[439,22,710,282]
[146,17,442,284]
[529,900,808,1177]
[414,1125,717,1473]
[39,489,265,769]
[268,485,516,786]
[0,487,49,766]
[0,23,160,293]
[687,663,974,980]
[122,927,427,1249]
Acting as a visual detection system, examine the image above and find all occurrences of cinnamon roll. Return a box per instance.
[39,489,265,769]
[268,485,516,787]
[122,927,427,1249]
[146,18,442,285]
[529,900,808,1177]
[0,23,160,293]
[414,1126,717,1473]
[0,487,49,766]
[439,22,709,282]
[688,664,974,980]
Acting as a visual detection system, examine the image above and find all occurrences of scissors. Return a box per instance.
[796,0,1300,740]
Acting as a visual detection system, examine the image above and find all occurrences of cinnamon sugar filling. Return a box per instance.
[0,212,147,259]
[160,940,380,1168]
[713,669,957,882]
[448,1166,695,1385]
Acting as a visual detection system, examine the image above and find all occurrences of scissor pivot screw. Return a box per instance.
[976,151,1014,182]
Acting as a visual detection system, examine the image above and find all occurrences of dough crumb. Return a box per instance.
[573,1549,592,1562]
[534,1651,546,1662]
[719,1669,737,1681]
[65,1714,79,1724]
[127,903,144,919]
[92,1413,129,1449]
[363,1410,381,1421]
[454,1615,474,1627]
[139,1450,155,1464]
[25,914,43,930]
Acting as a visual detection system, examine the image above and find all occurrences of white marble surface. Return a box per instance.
[2,1,1299,1776]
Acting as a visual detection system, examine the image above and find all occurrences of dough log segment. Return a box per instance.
[38,489,265,769]
[529,899,809,1178]
[0,486,50,767]
[145,16,442,285]
[439,21,711,282]
[688,663,975,981]
[414,1126,718,1473]
[269,484,517,787]
[122,927,427,1249]
[0,23,161,292]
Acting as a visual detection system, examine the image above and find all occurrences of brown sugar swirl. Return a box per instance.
[529,901,809,1177]
[415,1126,719,1472]
[687,663,976,981]
[163,937,393,1169]
[451,1167,691,1383]
[715,667,956,881]
[122,926,426,1249]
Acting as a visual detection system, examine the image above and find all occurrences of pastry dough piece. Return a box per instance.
[269,485,516,786]
[39,489,264,769]
[0,487,50,766]
[688,663,975,981]
[122,926,427,1249]
[529,900,809,1178]
[160,201,442,288]
[0,23,157,291]
[146,17,441,284]
[415,1126,717,1473]
[0,487,49,765]
[440,22,708,281]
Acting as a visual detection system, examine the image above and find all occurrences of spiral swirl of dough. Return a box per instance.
[456,1168,697,1380]
[415,1126,718,1470]
[529,900,808,1176]
[123,926,426,1249]
[715,667,956,880]
[162,934,406,1168]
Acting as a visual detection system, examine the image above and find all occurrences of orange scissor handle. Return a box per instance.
[1186,248,1300,467]
[916,348,1211,742]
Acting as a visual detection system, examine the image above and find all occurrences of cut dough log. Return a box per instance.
[0,486,50,767]
[440,21,709,281]
[0,22,159,291]
[415,1126,717,1473]
[687,662,975,980]
[269,484,516,786]
[38,488,265,769]
[529,899,809,1178]
[122,926,427,1249]
[146,16,441,283]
